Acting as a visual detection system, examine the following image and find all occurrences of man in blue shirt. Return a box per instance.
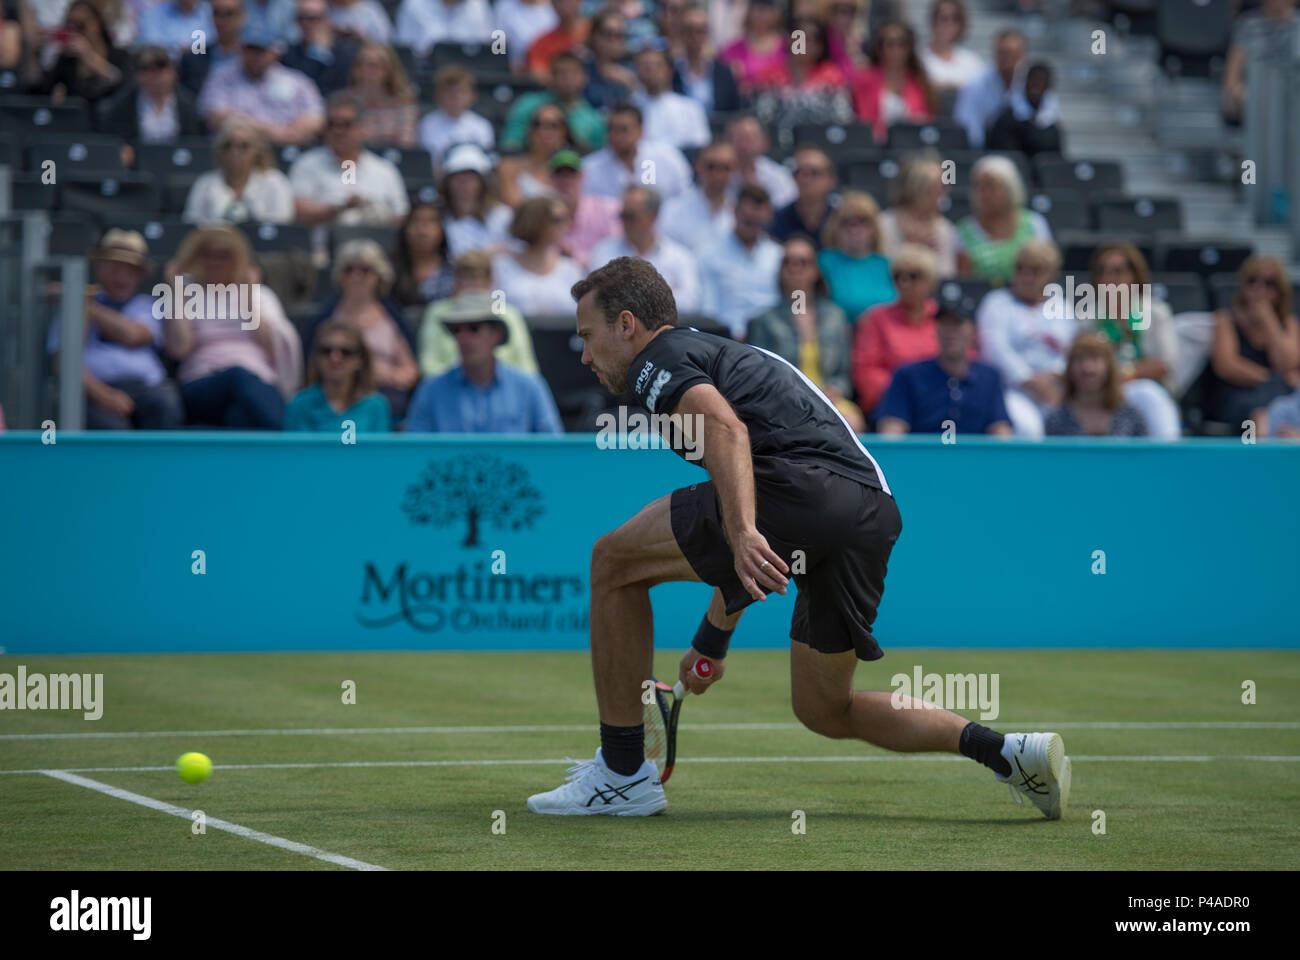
[875,308,1013,436]
[405,294,564,433]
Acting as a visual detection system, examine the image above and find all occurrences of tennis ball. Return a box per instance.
[177,752,212,784]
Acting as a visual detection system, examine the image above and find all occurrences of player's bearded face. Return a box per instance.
[577,295,633,393]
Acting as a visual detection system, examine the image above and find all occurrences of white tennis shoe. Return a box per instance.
[526,749,668,816]
[998,732,1071,820]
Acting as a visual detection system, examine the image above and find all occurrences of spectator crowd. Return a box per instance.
[3,0,1298,439]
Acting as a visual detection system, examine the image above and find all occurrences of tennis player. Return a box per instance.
[526,257,1071,818]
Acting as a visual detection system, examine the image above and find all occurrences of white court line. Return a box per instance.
[4,754,1298,776]
[3,720,1298,741]
[39,770,389,871]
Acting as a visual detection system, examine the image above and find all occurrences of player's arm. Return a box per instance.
[673,382,789,602]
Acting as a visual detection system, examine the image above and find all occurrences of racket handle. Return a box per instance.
[674,658,714,697]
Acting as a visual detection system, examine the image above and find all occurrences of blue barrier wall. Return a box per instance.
[1,434,1297,653]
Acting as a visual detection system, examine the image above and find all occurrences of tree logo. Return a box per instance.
[401,455,544,547]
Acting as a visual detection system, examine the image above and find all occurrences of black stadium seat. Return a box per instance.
[1057,231,1157,272]
[841,156,903,203]
[1157,238,1252,275]
[944,149,1033,190]
[8,173,58,210]
[163,174,198,214]
[1150,272,1210,314]
[1028,189,1090,232]
[115,215,194,264]
[44,215,100,256]
[1092,193,1183,234]
[1034,156,1124,193]
[938,188,970,223]
[0,96,91,134]
[432,42,510,79]
[24,139,125,177]
[134,141,214,183]
[1157,0,1232,75]
[794,122,878,154]
[237,221,311,253]
[331,224,399,258]
[885,121,969,152]
[936,278,992,317]
[60,173,162,219]
[366,142,434,179]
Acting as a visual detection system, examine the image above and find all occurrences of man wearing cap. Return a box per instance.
[46,230,184,430]
[580,103,692,202]
[589,186,700,314]
[405,298,563,434]
[630,42,709,150]
[198,21,326,145]
[138,0,215,54]
[179,0,245,96]
[417,252,539,377]
[875,308,1013,436]
[549,148,620,270]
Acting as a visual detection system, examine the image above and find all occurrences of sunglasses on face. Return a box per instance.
[531,117,565,129]
[222,140,254,150]
[1246,274,1278,289]
[783,256,814,267]
[328,117,357,129]
[213,8,241,17]
[318,344,359,358]
[596,28,626,38]
[447,322,488,336]
[704,162,734,173]
[794,166,830,177]
[892,270,921,282]
[342,263,374,276]
[139,59,171,71]
[297,12,325,20]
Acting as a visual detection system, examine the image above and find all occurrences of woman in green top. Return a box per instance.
[817,190,896,323]
[284,319,391,433]
[956,155,1052,286]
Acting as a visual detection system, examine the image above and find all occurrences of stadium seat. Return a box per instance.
[431,41,510,75]
[1057,231,1157,272]
[60,173,162,219]
[794,122,878,153]
[0,138,18,171]
[0,96,91,134]
[331,224,399,258]
[936,277,992,317]
[841,156,903,204]
[1092,193,1184,234]
[938,188,971,223]
[24,139,125,177]
[134,142,214,182]
[1150,272,1210,314]
[1028,190,1090,232]
[275,143,308,173]
[43,215,100,256]
[1157,238,1252,275]
[8,173,57,211]
[1034,156,1124,193]
[885,121,969,151]
[1157,0,1232,75]
[237,221,312,253]
[365,142,434,179]
[944,149,1032,190]
[406,178,440,206]
[115,215,194,264]
[162,174,198,214]
[530,320,616,431]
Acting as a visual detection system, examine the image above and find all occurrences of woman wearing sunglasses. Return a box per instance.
[1203,255,1300,434]
[284,318,391,431]
[183,117,295,224]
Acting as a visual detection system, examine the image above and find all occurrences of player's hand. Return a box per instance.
[679,648,724,695]
[731,527,789,601]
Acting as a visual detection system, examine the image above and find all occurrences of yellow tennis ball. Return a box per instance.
[177,752,212,784]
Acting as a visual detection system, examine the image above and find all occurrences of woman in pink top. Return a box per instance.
[852,243,943,414]
[720,0,787,93]
[852,20,933,141]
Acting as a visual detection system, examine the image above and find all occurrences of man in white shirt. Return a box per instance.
[725,113,796,210]
[495,0,558,70]
[589,186,701,313]
[697,183,783,340]
[580,103,692,201]
[630,43,710,149]
[289,91,410,253]
[954,29,1026,150]
[394,0,494,57]
[418,65,495,171]
[659,139,736,254]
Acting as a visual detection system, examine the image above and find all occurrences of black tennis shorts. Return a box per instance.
[669,465,902,661]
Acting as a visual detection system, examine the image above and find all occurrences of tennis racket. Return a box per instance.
[643,659,714,784]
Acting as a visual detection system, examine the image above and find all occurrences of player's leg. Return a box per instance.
[788,641,967,751]
[589,493,700,727]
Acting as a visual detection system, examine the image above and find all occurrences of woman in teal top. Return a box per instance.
[817,190,897,322]
[284,319,392,432]
[956,155,1052,286]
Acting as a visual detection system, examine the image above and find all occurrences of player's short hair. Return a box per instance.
[571,256,679,332]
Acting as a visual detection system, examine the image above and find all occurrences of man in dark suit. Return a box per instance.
[278,0,359,97]
[100,45,204,142]
[672,4,741,113]
[178,0,246,96]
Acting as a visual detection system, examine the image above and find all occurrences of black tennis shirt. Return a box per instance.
[626,327,891,493]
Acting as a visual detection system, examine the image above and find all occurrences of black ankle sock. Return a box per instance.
[600,723,645,776]
[959,722,1011,777]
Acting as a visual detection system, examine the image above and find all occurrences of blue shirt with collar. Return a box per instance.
[876,358,1010,434]
[405,362,564,434]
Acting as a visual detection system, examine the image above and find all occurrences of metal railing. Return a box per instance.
[1242,17,1300,244]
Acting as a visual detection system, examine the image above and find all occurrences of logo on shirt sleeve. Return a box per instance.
[634,361,656,395]
[645,369,673,412]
